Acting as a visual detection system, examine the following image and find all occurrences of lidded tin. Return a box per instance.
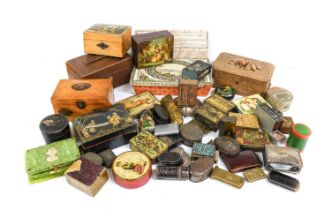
[180,123,204,147]
[287,123,311,152]
[112,151,152,189]
[266,87,293,112]
[39,114,71,144]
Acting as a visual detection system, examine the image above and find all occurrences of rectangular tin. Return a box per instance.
[154,123,179,136]
[211,166,244,189]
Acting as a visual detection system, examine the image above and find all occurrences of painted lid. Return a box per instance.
[39,114,69,137]
[292,123,311,139]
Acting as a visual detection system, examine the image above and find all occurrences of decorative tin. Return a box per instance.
[73,104,137,153]
[112,151,152,189]
[25,138,80,183]
[174,97,202,117]
[287,123,311,152]
[243,167,266,182]
[255,103,283,133]
[205,93,236,114]
[98,149,116,168]
[214,86,236,101]
[268,170,300,191]
[187,119,210,134]
[228,112,260,129]
[269,130,287,145]
[180,123,204,147]
[177,78,198,107]
[280,116,294,134]
[132,30,174,69]
[161,95,183,125]
[189,157,214,183]
[157,152,182,166]
[65,158,108,197]
[233,94,271,114]
[81,152,103,165]
[266,87,293,112]
[117,91,160,117]
[218,116,237,138]
[154,123,179,136]
[39,114,71,144]
[155,166,189,180]
[236,128,270,150]
[152,104,170,124]
[264,144,303,174]
[182,60,211,81]
[194,102,225,131]
[214,136,240,157]
[191,143,216,160]
[221,150,262,173]
[211,166,244,189]
[159,135,183,149]
[170,147,191,168]
[139,109,155,132]
[130,131,168,161]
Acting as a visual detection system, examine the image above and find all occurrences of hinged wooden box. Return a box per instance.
[66,54,133,88]
[51,79,115,121]
[212,52,274,96]
[83,24,131,57]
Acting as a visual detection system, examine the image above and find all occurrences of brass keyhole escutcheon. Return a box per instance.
[76,101,86,109]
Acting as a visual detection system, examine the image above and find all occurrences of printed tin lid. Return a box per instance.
[291,123,311,139]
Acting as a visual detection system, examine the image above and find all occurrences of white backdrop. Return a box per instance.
[0,0,330,209]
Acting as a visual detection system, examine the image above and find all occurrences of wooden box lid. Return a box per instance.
[84,24,131,42]
[212,52,274,82]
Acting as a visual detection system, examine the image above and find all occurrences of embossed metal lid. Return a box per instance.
[214,136,240,157]
[180,123,203,147]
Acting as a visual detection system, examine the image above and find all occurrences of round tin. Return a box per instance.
[180,123,203,147]
[287,123,311,152]
[112,151,152,189]
[174,97,202,117]
[39,114,71,144]
[266,87,293,112]
[214,86,236,100]
[214,136,240,157]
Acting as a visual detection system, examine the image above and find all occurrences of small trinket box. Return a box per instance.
[269,130,287,145]
[221,150,262,173]
[255,103,283,132]
[214,86,236,100]
[155,166,189,180]
[177,78,198,107]
[117,91,161,117]
[81,152,103,165]
[180,123,204,147]
[187,119,210,134]
[194,102,225,131]
[39,114,71,144]
[130,131,168,161]
[218,116,237,138]
[157,152,182,166]
[236,128,270,150]
[233,94,271,114]
[154,123,179,136]
[266,87,293,112]
[65,158,109,197]
[25,138,80,183]
[174,97,202,117]
[139,109,155,132]
[152,104,170,124]
[159,135,183,149]
[161,95,183,125]
[264,145,303,174]
[214,136,240,157]
[243,167,266,182]
[204,93,236,114]
[211,166,244,189]
[112,151,152,189]
[189,157,214,183]
[191,143,216,160]
[268,170,300,191]
[287,123,311,152]
[280,116,294,134]
[98,149,116,168]
[132,30,174,69]
[228,112,260,129]
[182,60,211,81]
[170,147,191,168]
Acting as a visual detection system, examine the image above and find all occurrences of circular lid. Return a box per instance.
[112,151,151,181]
[214,136,240,157]
[214,86,236,100]
[180,123,203,142]
[39,114,69,135]
[292,123,311,139]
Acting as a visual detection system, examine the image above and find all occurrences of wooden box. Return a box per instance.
[212,52,274,96]
[130,30,212,96]
[132,30,174,69]
[51,79,115,121]
[66,54,133,88]
[83,24,131,57]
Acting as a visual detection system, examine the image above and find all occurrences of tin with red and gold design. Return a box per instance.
[112,151,152,189]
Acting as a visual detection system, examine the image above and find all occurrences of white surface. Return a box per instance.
[0,0,330,209]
